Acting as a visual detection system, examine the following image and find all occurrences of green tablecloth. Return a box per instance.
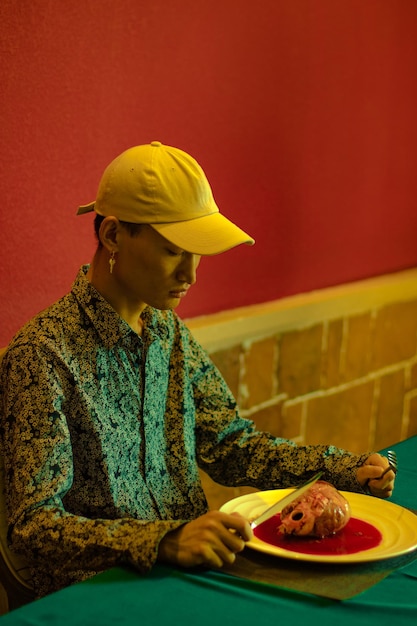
[1,436,416,626]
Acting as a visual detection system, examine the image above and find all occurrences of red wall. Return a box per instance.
[1,0,417,346]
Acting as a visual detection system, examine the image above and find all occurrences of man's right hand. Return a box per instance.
[157,511,253,568]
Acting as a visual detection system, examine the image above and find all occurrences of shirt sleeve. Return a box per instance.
[186,332,369,493]
[0,344,183,597]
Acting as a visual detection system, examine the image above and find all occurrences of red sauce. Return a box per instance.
[254,515,382,556]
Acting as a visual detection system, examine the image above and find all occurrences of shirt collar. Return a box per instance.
[71,266,169,349]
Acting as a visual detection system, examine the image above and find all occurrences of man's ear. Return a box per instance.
[99,216,121,253]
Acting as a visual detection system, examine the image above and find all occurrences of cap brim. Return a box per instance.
[77,202,96,215]
[151,213,255,256]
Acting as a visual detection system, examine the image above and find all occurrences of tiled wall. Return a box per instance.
[187,268,417,509]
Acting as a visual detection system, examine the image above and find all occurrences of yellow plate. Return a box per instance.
[220,489,417,563]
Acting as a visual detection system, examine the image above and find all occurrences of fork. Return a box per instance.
[379,449,398,479]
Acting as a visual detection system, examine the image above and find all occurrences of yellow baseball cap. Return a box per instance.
[77,141,255,255]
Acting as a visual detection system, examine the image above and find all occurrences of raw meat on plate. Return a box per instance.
[278,480,351,538]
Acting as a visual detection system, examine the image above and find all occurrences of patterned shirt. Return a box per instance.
[0,266,368,596]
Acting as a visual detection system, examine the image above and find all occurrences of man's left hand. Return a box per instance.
[356,453,395,498]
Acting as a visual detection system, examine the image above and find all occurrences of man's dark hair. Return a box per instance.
[94,214,143,246]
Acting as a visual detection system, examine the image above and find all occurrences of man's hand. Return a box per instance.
[157,511,253,569]
[356,452,395,498]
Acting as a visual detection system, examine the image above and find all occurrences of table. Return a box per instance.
[1,437,416,625]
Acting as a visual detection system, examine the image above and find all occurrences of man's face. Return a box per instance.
[114,224,201,311]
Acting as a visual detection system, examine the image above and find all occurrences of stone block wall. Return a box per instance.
[186,268,417,509]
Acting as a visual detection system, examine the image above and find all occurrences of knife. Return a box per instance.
[250,471,323,529]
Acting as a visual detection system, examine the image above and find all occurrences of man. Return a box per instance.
[0,141,395,597]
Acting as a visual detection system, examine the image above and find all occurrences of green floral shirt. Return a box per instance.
[0,266,368,596]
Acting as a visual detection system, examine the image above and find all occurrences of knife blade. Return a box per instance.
[250,471,323,529]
